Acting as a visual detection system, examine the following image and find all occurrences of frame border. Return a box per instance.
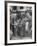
[5,1,36,45]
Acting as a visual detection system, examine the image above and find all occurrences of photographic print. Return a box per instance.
[5,1,36,45]
[10,6,32,40]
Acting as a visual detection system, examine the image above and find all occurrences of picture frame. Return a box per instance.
[5,1,36,45]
